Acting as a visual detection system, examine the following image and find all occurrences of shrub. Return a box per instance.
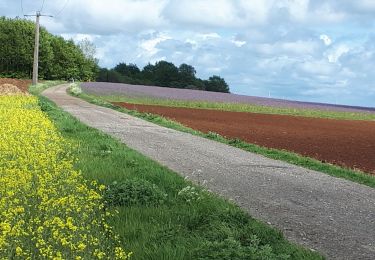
[69,83,82,95]
[104,179,167,207]
[194,236,290,260]
[177,186,204,203]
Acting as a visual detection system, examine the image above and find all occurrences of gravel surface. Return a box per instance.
[43,84,375,260]
[82,82,375,114]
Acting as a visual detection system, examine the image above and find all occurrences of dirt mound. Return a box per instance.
[0,84,24,95]
[114,102,375,175]
[0,78,31,93]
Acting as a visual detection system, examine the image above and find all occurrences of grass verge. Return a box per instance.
[30,85,323,259]
[96,94,375,121]
[73,91,375,189]
[29,80,66,93]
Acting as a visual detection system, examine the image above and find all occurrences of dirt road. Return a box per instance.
[43,84,375,260]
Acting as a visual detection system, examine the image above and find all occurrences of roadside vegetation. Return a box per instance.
[71,88,375,188]
[100,94,375,121]
[0,93,129,259]
[30,84,323,259]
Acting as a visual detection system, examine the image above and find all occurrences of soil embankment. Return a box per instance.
[0,78,31,94]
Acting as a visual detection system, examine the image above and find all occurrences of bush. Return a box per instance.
[104,179,167,207]
[178,186,204,203]
[194,236,290,260]
[69,83,82,95]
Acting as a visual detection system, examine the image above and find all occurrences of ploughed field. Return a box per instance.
[114,102,375,175]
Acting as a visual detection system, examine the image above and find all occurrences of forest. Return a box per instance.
[98,62,230,93]
[0,16,98,81]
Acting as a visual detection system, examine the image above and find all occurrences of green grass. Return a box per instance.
[99,94,375,121]
[74,91,375,189]
[30,85,323,259]
[28,80,65,93]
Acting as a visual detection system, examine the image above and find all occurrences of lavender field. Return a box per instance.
[81,82,375,114]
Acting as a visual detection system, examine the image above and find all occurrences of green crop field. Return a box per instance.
[97,94,375,121]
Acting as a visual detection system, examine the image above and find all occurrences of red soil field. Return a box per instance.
[0,78,31,93]
[114,102,375,175]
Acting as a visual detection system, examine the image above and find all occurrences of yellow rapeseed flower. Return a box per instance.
[0,95,130,259]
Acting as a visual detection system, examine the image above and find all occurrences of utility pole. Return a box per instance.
[25,12,53,85]
[32,12,40,85]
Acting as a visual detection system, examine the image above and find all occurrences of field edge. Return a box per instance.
[69,87,375,189]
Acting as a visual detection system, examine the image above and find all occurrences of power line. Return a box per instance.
[20,0,25,16]
[39,0,46,12]
[55,0,70,18]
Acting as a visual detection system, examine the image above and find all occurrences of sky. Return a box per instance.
[2,0,375,107]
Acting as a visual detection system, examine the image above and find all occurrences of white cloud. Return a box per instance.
[197,33,221,40]
[162,0,239,27]
[312,3,346,23]
[320,34,332,46]
[140,33,172,56]
[350,0,375,13]
[254,40,318,55]
[276,0,309,21]
[61,33,96,42]
[281,40,318,55]
[327,45,350,63]
[231,39,247,47]
[3,0,375,106]
[163,0,271,28]
[55,0,168,34]
[300,60,337,75]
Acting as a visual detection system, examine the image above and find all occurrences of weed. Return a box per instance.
[104,179,167,207]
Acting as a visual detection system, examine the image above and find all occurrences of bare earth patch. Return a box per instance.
[0,84,24,95]
[0,78,31,94]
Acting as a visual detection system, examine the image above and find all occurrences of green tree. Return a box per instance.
[114,63,140,78]
[204,75,230,93]
[98,59,231,93]
[178,63,197,88]
[152,61,179,87]
[0,16,99,81]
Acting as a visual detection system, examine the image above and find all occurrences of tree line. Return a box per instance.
[0,16,230,93]
[98,62,230,93]
[0,16,98,80]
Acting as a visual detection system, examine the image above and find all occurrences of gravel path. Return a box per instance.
[43,84,375,260]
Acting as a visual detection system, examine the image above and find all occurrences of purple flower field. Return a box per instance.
[82,82,375,114]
